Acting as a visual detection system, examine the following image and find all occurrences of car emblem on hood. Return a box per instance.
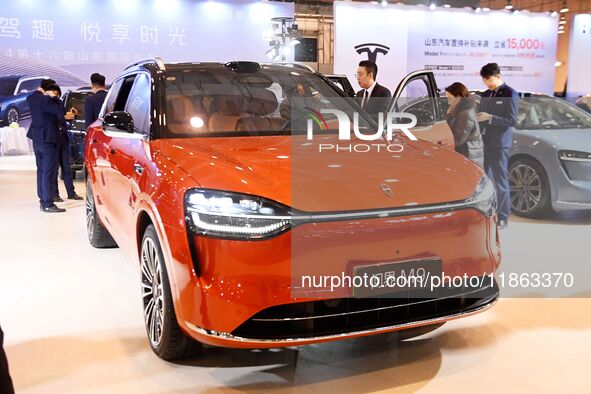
[379,183,393,197]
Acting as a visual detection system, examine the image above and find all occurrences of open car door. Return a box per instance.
[388,70,454,148]
[326,74,356,97]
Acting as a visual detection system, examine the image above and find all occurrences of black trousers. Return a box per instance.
[484,147,510,222]
[33,141,58,208]
[0,326,15,394]
[53,139,76,198]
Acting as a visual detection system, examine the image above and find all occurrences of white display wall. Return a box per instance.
[334,1,558,95]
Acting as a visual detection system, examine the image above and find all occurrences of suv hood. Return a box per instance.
[156,136,483,212]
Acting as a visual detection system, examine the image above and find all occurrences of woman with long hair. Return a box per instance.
[444,82,484,168]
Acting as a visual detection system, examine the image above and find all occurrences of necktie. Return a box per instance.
[362,89,368,109]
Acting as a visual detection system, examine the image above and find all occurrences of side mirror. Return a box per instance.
[407,108,435,127]
[103,111,134,133]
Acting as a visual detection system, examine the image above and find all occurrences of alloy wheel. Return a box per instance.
[509,163,542,214]
[141,237,164,348]
[7,108,18,124]
[86,184,95,241]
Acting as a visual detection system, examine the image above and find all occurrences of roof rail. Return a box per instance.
[125,57,166,71]
[265,62,316,73]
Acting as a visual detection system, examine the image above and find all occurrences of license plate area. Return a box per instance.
[352,257,442,298]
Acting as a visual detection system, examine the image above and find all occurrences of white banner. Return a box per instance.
[334,2,557,95]
[567,14,591,98]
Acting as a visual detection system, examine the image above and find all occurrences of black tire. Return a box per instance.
[6,107,19,125]
[141,225,201,360]
[509,157,551,218]
[86,178,118,248]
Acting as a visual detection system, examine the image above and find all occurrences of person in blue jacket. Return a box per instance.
[476,63,519,230]
[46,85,83,202]
[26,79,75,213]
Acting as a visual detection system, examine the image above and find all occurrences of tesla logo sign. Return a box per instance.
[355,43,390,63]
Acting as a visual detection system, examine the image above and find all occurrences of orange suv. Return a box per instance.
[85,59,501,360]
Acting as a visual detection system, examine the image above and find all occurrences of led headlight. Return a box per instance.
[559,150,591,163]
[465,176,497,216]
[184,189,292,240]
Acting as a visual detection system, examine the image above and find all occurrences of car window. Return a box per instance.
[395,76,436,126]
[101,79,124,117]
[396,77,429,111]
[163,65,370,138]
[518,97,591,130]
[17,79,41,94]
[0,79,18,96]
[114,76,136,112]
[125,73,151,135]
[66,93,89,119]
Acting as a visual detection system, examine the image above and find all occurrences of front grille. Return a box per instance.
[232,277,498,340]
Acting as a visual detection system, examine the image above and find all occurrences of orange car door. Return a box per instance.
[106,73,153,252]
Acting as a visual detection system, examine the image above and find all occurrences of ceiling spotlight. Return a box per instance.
[560,1,570,13]
[558,25,565,30]
[513,9,520,14]
[555,61,563,67]
[550,11,558,17]
[429,3,436,10]
[505,1,513,10]
[443,4,451,8]
[559,20,567,25]
[381,0,388,7]
[475,7,481,13]
[482,7,491,12]
[558,30,565,34]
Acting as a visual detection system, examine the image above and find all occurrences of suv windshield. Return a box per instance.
[0,79,18,96]
[518,97,591,130]
[163,64,372,138]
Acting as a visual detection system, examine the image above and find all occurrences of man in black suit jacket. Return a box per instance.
[476,63,519,229]
[355,60,391,118]
[84,73,108,130]
[26,79,75,213]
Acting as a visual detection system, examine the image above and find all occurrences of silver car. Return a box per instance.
[510,94,591,217]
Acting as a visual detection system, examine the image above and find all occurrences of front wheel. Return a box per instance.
[509,158,551,218]
[141,225,201,360]
[86,178,117,248]
[6,107,19,125]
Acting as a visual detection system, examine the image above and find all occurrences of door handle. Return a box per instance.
[134,163,144,175]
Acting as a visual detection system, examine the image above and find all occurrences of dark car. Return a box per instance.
[0,75,49,126]
[62,89,94,178]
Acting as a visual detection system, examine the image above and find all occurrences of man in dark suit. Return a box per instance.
[46,85,83,202]
[84,73,108,130]
[476,63,519,229]
[27,79,75,213]
[355,60,391,118]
